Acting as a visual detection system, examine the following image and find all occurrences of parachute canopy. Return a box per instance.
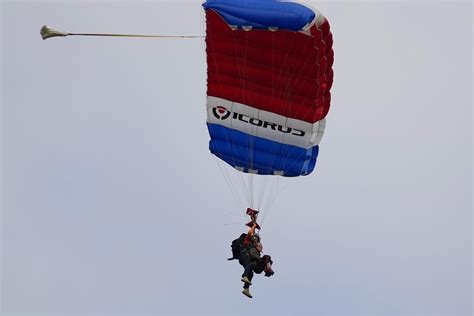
[203,0,334,177]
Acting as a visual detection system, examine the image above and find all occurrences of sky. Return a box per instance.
[1,1,472,315]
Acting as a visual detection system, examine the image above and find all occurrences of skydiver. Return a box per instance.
[240,240,274,298]
[228,208,274,298]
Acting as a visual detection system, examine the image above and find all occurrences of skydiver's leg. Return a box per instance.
[254,262,265,275]
[242,262,256,288]
[242,264,256,292]
[239,254,251,268]
[243,262,256,279]
[239,254,253,288]
[241,262,255,298]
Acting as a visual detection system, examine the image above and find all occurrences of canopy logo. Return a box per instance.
[212,106,305,137]
[213,106,231,120]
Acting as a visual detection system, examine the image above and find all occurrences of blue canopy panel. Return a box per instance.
[202,0,315,31]
[208,124,319,177]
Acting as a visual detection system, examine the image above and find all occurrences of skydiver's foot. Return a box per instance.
[241,276,252,285]
[242,288,253,298]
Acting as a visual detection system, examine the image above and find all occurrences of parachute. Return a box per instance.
[39,1,333,227]
[202,0,334,212]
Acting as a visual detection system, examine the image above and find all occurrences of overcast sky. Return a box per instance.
[1,1,472,315]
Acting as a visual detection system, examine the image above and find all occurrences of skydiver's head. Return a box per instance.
[255,242,263,252]
[251,234,260,243]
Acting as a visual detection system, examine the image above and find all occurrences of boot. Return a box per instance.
[242,288,253,298]
[241,276,252,285]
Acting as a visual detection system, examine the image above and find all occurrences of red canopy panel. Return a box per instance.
[205,10,334,124]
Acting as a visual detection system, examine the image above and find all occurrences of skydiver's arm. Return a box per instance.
[243,223,257,247]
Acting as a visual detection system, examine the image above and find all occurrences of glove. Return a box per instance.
[264,265,274,277]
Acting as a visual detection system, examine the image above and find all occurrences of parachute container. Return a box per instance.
[203,0,334,177]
